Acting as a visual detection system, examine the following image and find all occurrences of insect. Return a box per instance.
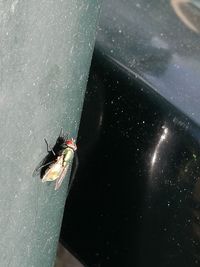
[33,130,77,190]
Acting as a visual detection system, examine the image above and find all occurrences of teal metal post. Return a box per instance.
[0,1,101,266]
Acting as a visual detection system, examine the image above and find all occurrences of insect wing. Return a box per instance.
[55,164,69,190]
[42,156,64,182]
[32,154,54,177]
[34,131,67,177]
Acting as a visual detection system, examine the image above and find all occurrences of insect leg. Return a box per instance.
[59,128,69,140]
[59,128,64,137]
[44,138,55,155]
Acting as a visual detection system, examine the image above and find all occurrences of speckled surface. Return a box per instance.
[60,1,200,266]
[0,0,101,266]
[97,0,200,126]
[61,51,200,267]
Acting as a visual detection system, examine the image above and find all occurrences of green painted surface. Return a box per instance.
[0,0,101,266]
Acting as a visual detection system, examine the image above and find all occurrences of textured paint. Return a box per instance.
[0,0,101,266]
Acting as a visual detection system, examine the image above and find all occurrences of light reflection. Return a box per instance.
[151,126,169,168]
[171,0,200,33]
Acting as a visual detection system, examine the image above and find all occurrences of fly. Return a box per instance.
[33,130,77,190]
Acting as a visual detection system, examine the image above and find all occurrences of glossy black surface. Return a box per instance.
[97,0,200,126]
[60,50,200,267]
[60,1,200,266]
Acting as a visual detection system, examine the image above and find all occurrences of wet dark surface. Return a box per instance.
[60,50,200,267]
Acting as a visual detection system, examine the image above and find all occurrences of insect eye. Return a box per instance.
[66,139,77,151]
[66,140,73,146]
